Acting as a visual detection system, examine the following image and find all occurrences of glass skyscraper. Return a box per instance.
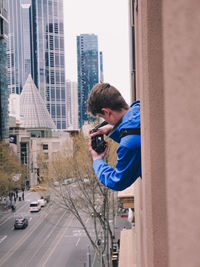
[7,0,24,94]
[21,2,32,87]
[0,0,9,140]
[7,0,67,129]
[77,34,99,128]
[32,0,66,129]
[65,80,78,130]
[99,51,104,82]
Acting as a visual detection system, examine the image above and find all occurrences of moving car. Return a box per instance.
[14,217,28,229]
[38,197,47,207]
[30,185,48,192]
[29,201,41,212]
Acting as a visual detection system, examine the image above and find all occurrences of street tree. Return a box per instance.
[47,129,119,266]
[0,141,24,198]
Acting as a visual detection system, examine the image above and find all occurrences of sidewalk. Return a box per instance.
[0,191,28,225]
[92,214,132,267]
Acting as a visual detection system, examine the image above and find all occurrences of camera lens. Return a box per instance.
[91,134,106,153]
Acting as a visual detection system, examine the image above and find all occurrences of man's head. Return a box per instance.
[87,83,129,117]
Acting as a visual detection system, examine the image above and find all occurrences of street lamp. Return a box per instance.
[87,245,91,267]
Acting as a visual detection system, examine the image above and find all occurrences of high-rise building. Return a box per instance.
[7,0,67,129]
[7,0,32,95]
[21,2,32,86]
[0,0,9,140]
[99,51,104,82]
[77,34,99,128]
[31,0,66,129]
[65,80,78,130]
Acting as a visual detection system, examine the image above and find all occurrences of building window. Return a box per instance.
[51,104,55,118]
[43,144,48,150]
[43,153,49,160]
[50,71,54,84]
[54,22,58,33]
[49,23,53,33]
[56,87,60,100]
[60,37,64,50]
[50,52,54,67]
[50,35,54,50]
[51,88,55,100]
[59,22,64,34]
[60,55,64,67]
[55,36,59,49]
[20,142,28,164]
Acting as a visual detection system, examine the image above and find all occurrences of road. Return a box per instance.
[0,191,95,267]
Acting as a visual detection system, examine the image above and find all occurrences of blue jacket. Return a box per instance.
[93,100,141,191]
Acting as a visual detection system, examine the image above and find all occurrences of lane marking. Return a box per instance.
[76,237,80,247]
[0,236,7,244]
[26,211,68,266]
[41,216,74,267]
[0,211,49,266]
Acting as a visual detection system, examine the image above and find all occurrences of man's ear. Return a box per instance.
[101,108,112,115]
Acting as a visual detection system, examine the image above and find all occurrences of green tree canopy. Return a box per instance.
[0,141,24,197]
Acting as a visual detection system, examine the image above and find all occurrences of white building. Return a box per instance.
[9,76,73,187]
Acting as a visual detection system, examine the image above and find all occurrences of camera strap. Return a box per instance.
[104,118,123,141]
[120,128,140,138]
[104,118,141,141]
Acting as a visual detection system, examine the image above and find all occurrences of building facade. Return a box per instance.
[118,1,200,267]
[77,34,99,128]
[31,0,66,130]
[9,126,73,187]
[7,0,67,130]
[0,0,8,140]
[7,0,31,95]
[65,79,78,130]
[99,51,104,82]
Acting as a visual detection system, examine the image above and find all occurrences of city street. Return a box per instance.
[0,191,95,267]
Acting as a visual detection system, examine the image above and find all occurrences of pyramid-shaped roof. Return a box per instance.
[20,75,56,129]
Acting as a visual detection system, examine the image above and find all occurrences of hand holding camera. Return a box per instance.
[91,130,107,154]
[90,121,109,154]
[89,121,117,157]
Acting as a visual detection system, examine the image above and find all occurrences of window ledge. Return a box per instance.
[119,228,136,267]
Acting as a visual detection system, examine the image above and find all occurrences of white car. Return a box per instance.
[38,198,47,207]
[29,201,41,212]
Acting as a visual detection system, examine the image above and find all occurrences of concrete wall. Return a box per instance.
[133,0,200,266]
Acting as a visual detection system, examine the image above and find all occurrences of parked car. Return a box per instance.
[38,197,47,207]
[62,178,74,185]
[29,201,41,212]
[54,181,59,187]
[14,217,28,229]
[30,185,48,192]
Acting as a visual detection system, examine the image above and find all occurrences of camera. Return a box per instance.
[91,134,107,153]
[91,121,108,153]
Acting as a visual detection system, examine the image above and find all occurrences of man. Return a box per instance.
[87,83,141,191]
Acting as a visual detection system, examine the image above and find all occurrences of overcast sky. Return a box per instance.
[63,0,131,104]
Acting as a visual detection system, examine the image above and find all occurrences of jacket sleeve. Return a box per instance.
[93,144,141,191]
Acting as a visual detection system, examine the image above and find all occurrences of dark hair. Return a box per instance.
[87,83,129,116]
